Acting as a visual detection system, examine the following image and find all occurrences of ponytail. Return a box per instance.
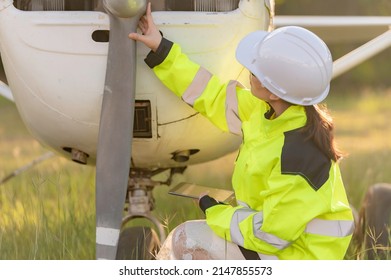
[303,104,344,162]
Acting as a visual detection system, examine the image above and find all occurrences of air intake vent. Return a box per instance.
[31,0,65,11]
[166,0,239,12]
[15,0,97,11]
[195,0,240,12]
[134,100,153,138]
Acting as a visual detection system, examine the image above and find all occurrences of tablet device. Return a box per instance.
[169,182,234,203]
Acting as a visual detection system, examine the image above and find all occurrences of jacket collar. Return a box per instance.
[260,104,307,137]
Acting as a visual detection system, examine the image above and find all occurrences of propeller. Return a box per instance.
[95,0,146,260]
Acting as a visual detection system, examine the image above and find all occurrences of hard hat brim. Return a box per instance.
[235,31,269,76]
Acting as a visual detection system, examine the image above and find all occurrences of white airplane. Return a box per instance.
[0,0,390,259]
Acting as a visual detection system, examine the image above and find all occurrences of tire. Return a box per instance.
[116,226,160,260]
[357,183,391,259]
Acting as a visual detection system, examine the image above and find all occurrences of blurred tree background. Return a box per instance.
[275,0,391,90]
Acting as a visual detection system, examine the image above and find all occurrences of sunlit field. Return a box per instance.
[1,86,390,259]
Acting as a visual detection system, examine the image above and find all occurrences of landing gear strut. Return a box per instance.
[116,167,186,259]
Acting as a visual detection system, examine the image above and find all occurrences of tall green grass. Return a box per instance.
[329,88,391,209]
[329,88,391,260]
[0,167,95,259]
[1,87,390,259]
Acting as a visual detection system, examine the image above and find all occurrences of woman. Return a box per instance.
[129,3,354,260]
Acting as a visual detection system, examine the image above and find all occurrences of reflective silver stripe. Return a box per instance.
[305,219,355,237]
[236,200,250,208]
[253,212,291,250]
[258,253,279,260]
[96,227,120,247]
[231,208,290,251]
[230,208,257,246]
[182,67,212,106]
[225,80,242,135]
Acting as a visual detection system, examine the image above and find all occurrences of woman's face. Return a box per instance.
[249,73,270,101]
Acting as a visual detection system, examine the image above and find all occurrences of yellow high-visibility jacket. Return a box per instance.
[145,38,354,260]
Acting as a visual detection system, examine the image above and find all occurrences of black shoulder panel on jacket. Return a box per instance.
[281,128,331,191]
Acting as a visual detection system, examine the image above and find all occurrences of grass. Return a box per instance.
[328,88,391,208]
[1,86,391,260]
[0,97,93,259]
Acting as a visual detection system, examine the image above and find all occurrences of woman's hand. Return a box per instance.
[128,2,162,52]
[199,194,220,214]
[198,192,210,202]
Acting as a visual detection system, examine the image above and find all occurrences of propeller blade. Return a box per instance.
[95,0,146,260]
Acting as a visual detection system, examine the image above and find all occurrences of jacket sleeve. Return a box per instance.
[145,38,262,135]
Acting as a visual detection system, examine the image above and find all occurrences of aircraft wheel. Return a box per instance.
[357,183,391,259]
[116,226,160,260]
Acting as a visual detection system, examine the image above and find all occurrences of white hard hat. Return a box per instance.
[235,26,333,105]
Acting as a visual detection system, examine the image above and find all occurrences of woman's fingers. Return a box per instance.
[128,2,162,52]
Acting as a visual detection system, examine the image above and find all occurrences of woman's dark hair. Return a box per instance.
[303,104,344,162]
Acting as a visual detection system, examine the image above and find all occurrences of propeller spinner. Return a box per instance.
[95,0,146,260]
